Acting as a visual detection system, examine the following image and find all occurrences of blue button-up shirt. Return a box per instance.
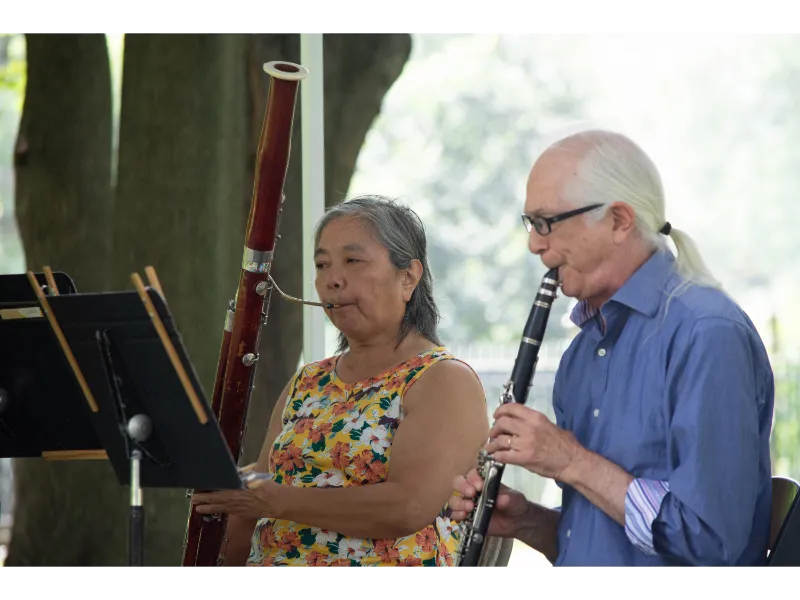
[551,250,774,566]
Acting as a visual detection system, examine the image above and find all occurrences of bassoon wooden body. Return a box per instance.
[181,60,308,567]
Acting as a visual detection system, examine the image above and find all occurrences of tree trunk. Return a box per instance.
[111,33,251,566]
[6,33,114,566]
[240,34,413,466]
[6,32,412,566]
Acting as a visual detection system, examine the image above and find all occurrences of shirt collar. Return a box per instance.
[569,250,677,328]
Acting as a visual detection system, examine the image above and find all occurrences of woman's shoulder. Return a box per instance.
[403,346,484,393]
[400,347,488,423]
[299,355,338,375]
[283,355,338,394]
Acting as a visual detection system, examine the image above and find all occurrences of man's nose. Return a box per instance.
[528,230,548,255]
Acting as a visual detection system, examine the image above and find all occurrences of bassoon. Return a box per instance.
[180,60,309,567]
[454,267,559,566]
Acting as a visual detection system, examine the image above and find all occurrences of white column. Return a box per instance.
[301,34,327,364]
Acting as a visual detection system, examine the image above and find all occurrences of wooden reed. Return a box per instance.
[43,265,59,296]
[42,450,108,460]
[26,271,99,413]
[130,272,207,424]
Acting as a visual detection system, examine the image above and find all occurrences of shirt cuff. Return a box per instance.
[624,478,670,556]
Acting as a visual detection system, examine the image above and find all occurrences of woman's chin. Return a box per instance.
[330,317,358,337]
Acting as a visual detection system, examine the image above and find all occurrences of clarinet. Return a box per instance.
[454,267,559,567]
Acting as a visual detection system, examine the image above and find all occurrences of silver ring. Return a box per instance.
[507,436,513,451]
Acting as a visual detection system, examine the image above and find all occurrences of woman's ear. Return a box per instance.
[401,259,423,302]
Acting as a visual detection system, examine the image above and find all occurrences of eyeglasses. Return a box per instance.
[521,203,604,236]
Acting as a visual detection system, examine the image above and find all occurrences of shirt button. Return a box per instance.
[567,529,572,538]
[593,409,600,418]
[597,348,607,357]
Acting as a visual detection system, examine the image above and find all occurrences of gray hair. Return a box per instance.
[313,195,442,353]
[555,129,722,299]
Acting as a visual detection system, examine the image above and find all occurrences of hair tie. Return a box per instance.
[659,221,672,236]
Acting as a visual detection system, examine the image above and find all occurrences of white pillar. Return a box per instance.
[301,34,327,364]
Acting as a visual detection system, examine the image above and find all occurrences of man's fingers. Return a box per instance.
[465,470,484,491]
[450,509,467,522]
[452,474,468,492]
[485,435,515,455]
[495,492,512,510]
[448,497,473,522]
[493,402,538,420]
[449,495,473,513]
[454,472,483,496]
[488,416,526,439]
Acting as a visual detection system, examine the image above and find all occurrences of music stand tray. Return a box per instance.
[0,271,103,459]
[18,272,244,565]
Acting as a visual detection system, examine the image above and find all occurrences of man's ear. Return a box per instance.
[608,201,636,243]
[401,259,423,302]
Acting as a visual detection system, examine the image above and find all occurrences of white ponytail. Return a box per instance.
[666,225,722,295]
[554,129,722,297]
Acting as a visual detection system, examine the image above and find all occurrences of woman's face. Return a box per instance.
[314,216,418,345]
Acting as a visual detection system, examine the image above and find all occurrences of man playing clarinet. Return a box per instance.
[449,129,775,566]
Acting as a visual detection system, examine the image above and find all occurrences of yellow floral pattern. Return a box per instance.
[246,347,465,566]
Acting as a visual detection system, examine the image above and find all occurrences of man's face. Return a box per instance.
[523,151,616,304]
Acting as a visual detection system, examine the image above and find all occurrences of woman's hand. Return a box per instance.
[192,480,282,520]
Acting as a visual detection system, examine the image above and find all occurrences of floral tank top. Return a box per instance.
[246,346,466,566]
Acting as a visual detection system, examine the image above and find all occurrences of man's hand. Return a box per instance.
[448,468,531,539]
[486,403,584,481]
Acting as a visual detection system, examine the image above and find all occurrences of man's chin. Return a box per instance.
[559,279,578,299]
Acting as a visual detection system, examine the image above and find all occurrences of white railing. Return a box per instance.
[446,339,573,374]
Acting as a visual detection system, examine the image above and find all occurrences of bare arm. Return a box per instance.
[559,448,632,527]
[516,501,561,563]
[511,450,629,563]
[220,381,290,566]
[271,359,490,539]
[484,402,631,562]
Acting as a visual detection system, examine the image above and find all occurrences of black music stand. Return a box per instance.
[5,271,244,566]
[0,271,104,458]
[768,481,800,566]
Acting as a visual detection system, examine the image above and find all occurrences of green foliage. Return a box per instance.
[349,34,590,345]
[0,34,26,99]
[350,34,800,349]
[0,57,25,96]
[0,34,27,275]
[771,362,800,480]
